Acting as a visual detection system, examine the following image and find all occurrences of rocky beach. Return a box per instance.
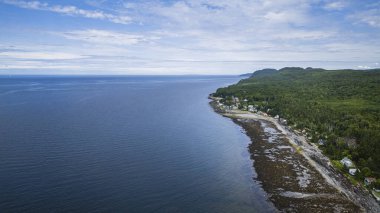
[210,98,380,212]
[238,119,359,212]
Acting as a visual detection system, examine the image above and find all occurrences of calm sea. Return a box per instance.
[0,76,275,212]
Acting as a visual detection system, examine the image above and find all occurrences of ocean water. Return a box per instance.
[0,76,275,212]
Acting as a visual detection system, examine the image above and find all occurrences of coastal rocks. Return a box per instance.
[237,119,361,212]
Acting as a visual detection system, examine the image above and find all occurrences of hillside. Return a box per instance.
[251,68,278,77]
[214,67,380,177]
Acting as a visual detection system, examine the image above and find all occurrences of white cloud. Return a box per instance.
[57,29,149,45]
[323,1,346,10]
[2,0,131,24]
[268,30,335,40]
[0,51,88,60]
[350,9,380,28]
[357,65,371,69]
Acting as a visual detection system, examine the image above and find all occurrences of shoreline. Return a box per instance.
[209,97,380,212]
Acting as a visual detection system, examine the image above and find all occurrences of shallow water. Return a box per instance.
[0,76,275,212]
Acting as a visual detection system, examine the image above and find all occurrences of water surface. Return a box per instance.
[0,76,275,212]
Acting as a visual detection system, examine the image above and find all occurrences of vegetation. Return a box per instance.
[214,67,380,179]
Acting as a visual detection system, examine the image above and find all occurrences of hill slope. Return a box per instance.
[214,67,380,176]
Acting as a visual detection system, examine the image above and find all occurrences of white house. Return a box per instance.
[340,157,353,168]
[349,168,357,176]
[279,118,287,125]
[248,105,255,112]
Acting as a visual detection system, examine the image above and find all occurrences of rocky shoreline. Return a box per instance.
[209,98,380,212]
[238,119,360,212]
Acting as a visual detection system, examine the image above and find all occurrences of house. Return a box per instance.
[364,177,376,186]
[349,168,357,176]
[274,115,279,119]
[279,118,287,125]
[340,157,353,168]
[318,139,326,146]
[248,105,256,112]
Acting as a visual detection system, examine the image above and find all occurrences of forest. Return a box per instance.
[214,67,380,181]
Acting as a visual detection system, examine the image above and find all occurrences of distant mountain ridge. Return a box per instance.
[243,67,379,79]
[251,68,278,77]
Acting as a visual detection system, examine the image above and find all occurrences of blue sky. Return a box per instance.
[0,0,379,75]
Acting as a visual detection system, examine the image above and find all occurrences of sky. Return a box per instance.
[0,0,379,75]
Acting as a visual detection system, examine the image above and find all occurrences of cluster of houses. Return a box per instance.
[340,157,379,198]
[247,105,257,112]
[219,104,238,111]
[216,96,380,201]
[216,97,291,124]
[216,96,259,112]
[340,157,357,176]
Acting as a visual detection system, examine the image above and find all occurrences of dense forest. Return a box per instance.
[214,67,380,180]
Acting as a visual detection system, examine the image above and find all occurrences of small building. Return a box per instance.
[279,118,287,125]
[318,139,326,146]
[274,115,279,119]
[349,168,357,176]
[364,177,376,186]
[248,105,256,112]
[340,157,353,168]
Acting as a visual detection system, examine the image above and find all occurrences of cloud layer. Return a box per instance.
[0,0,379,74]
[2,0,131,24]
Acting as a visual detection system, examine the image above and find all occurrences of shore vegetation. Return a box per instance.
[213,67,380,186]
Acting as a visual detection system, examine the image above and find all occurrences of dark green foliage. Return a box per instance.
[251,68,278,77]
[215,67,380,176]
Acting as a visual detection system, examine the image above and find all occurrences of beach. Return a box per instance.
[210,98,380,212]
